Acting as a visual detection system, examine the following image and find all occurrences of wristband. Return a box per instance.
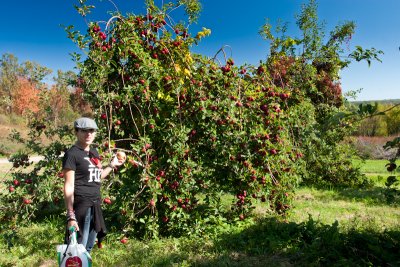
[66,210,76,222]
[67,214,76,222]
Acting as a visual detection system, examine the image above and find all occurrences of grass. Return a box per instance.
[353,158,400,174]
[292,187,400,230]
[1,160,400,266]
[353,158,399,187]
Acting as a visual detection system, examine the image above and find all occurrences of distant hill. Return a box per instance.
[350,99,400,105]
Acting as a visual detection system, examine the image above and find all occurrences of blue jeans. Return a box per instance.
[80,207,97,253]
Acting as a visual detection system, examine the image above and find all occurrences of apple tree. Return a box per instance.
[0,0,374,239]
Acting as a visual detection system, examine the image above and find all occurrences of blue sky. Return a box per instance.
[1,0,399,101]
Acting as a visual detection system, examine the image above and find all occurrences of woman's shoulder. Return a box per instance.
[64,145,82,157]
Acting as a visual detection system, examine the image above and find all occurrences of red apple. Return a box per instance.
[23,198,32,205]
[257,66,265,74]
[116,151,126,161]
[103,197,112,205]
[129,159,140,168]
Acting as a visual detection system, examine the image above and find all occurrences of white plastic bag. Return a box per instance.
[57,227,92,267]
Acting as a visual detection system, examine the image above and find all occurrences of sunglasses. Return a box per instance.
[79,129,97,133]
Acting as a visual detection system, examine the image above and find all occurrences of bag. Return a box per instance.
[57,227,92,267]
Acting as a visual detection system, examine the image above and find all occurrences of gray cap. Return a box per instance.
[74,117,98,130]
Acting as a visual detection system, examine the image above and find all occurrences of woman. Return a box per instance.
[62,117,125,253]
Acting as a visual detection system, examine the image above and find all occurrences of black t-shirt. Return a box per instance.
[62,145,102,198]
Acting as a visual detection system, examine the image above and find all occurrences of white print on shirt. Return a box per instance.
[84,157,102,182]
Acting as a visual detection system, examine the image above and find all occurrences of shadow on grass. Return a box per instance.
[138,216,400,267]
[336,186,400,205]
[327,186,387,203]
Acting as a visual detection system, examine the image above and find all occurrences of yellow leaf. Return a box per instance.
[184,68,191,77]
[185,54,193,64]
[174,64,181,73]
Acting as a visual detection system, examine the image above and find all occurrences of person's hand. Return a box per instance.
[68,219,79,232]
[110,151,126,168]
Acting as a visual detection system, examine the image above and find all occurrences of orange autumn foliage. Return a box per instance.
[48,84,69,114]
[12,78,40,115]
[71,87,92,115]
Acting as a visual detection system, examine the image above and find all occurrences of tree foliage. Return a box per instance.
[12,78,40,115]
[0,0,381,239]
[0,53,92,126]
[0,53,20,113]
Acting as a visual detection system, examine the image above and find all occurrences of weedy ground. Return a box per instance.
[0,160,399,267]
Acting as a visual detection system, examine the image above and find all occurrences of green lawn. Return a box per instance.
[353,159,400,174]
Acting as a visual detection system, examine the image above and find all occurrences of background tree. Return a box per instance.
[0,53,20,113]
[383,105,400,135]
[19,61,52,87]
[70,86,92,115]
[261,0,369,186]
[0,54,53,116]
[12,78,40,116]
[38,70,78,126]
